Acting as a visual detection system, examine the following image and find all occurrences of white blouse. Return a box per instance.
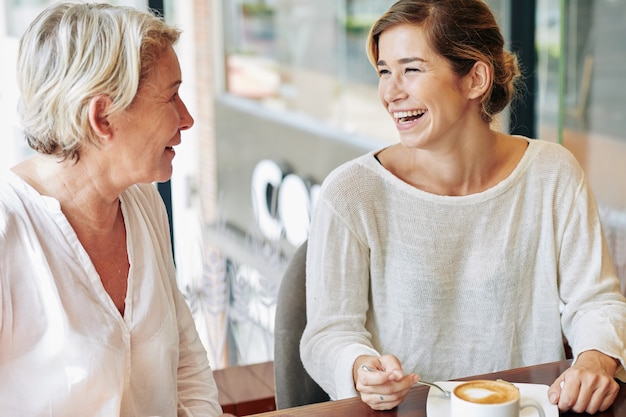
[0,172,222,417]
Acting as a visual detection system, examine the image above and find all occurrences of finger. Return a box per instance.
[391,373,420,392]
[568,382,593,414]
[364,392,402,411]
[558,378,582,411]
[581,378,620,414]
[579,390,602,415]
[360,370,416,395]
[379,354,404,376]
[547,377,564,404]
[358,364,391,389]
[389,368,406,381]
[598,382,620,413]
[358,363,404,395]
[353,355,383,383]
[360,375,413,400]
[376,354,418,386]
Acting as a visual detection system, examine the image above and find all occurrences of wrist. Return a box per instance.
[578,350,620,374]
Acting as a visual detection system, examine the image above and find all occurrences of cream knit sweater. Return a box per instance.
[301,138,626,400]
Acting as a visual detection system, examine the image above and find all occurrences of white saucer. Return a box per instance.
[426,381,558,417]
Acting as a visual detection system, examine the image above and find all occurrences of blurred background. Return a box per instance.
[1,0,625,370]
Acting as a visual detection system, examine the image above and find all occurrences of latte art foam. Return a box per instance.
[454,380,519,404]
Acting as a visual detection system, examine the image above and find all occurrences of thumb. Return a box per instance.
[379,354,404,379]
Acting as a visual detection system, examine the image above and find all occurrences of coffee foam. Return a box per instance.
[454,380,519,404]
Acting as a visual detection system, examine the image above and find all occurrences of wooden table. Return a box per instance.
[246,360,626,417]
[213,361,276,415]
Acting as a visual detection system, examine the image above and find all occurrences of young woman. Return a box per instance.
[300,0,626,414]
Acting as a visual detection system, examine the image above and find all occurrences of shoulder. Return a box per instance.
[0,172,24,206]
[527,139,581,169]
[515,139,593,212]
[0,174,31,237]
[321,151,385,197]
[524,139,585,184]
[120,183,169,228]
[0,181,13,240]
[121,183,174,260]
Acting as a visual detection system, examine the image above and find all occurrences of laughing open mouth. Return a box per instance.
[393,110,426,123]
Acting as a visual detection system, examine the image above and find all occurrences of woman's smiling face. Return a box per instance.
[376,24,476,150]
[108,44,194,185]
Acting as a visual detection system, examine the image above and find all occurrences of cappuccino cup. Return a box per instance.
[451,380,546,417]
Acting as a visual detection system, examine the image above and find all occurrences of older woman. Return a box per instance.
[300,0,626,414]
[0,3,226,416]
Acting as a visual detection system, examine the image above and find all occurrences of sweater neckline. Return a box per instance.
[366,137,539,204]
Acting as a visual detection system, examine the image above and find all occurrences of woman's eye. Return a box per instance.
[378,69,390,77]
[405,67,420,73]
[170,93,179,102]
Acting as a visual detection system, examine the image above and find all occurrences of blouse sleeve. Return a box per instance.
[145,184,223,416]
[174,286,223,417]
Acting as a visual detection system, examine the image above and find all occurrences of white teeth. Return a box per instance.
[393,110,425,119]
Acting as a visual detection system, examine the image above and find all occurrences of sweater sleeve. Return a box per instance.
[300,172,380,400]
[556,166,626,381]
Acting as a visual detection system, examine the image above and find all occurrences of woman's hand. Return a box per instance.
[548,350,620,414]
[353,354,418,410]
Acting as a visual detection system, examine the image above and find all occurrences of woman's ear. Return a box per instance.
[88,95,113,139]
[467,61,492,100]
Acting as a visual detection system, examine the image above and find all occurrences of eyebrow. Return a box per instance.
[377,57,426,66]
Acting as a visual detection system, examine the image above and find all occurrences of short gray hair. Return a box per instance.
[17,2,181,161]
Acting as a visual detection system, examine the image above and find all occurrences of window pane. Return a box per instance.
[557,0,626,291]
[536,0,560,143]
[224,0,396,145]
[560,1,626,208]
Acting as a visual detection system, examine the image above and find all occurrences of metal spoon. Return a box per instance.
[413,379,451,398]
[360,364,451,398]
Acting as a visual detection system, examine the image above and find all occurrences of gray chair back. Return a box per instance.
[274,240,329,409]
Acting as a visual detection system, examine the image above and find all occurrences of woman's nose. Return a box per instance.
[177,95,195,131]
[381,77,408,104]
